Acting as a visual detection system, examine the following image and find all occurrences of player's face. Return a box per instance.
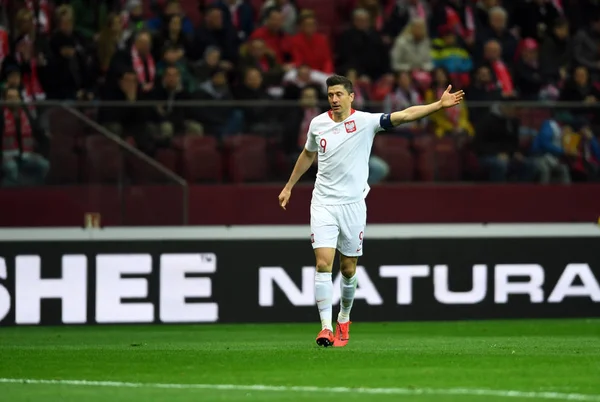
[327,85,354,115]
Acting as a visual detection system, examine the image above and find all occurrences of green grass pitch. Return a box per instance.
[0,319,599,402]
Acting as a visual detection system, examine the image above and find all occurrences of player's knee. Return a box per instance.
[315,258,333,272]
[340,258,358,278]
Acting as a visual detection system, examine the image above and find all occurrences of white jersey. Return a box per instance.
[304,109,385,206]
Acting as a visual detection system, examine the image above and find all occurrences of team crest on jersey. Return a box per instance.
[345,120,357,133]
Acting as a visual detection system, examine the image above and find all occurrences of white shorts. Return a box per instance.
[310,200,367,257]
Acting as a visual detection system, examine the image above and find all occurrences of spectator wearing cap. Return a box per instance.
[473,99,540,182]
[431,24,473,87]
[475,6,518,64]
[514,38,544,100]
[390,18,433,74]
[250,7,293,66]
[539,17,571,86]
[573,13,600,80]
[194,6,238,64]
[290,11,334,74]
[47,5,93,100]
[149,65,203,142]
[212,0,255,43]
[146,0,194,35]
[0,87,49,187]
[530,113,574,184]
[336,8,388,80]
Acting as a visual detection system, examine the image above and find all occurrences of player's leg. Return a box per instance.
[311,204,339,347]
[333,200,366,347]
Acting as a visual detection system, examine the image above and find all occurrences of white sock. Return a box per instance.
[338,274,357,323]
[315,272,333,331]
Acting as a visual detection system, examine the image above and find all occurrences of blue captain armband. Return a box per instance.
[380,113,394,130]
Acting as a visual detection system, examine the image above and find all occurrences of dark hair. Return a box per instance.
[326,74,354,94]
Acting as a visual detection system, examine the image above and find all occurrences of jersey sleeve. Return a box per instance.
[368,112,387,135]
[304,120,319,152]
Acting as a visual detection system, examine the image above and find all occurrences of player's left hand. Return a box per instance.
[440,85,465,108]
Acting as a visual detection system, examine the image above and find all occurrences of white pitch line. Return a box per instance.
[0,378,599,401]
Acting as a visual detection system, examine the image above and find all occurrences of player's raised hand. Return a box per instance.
[440,85,465,108]
[278,187,291,210]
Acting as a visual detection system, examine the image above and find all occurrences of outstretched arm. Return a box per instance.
[389,85,465,126]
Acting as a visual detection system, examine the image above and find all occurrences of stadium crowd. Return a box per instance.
[1,0,600,186]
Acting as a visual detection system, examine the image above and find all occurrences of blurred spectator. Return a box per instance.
[573,13,600,79]
[513,0,561,43]
[475,6,518,64]
[234,67,277,134]
[149,65,203,143]
[431,0,476,48]
[425,67,474,139]
[514,38,543,100]
[530,114,573,183]
[563,121,600,181]
[467,65,502,124]
[146,0,194,35]
[109,31,156,94]
[345,68,370,111]
[0,87,49,186]
[193,46,228,83]
[282,85,322,156]
[0,25,9,66]
[238,38,285,88]
[474,0,500,32]
[153,14,193,62]
[121,0,146,46]
[560,65,600,103]
[540,17,571,85]
[479,39,515,97]
[474,100,539,182]
[291,11,333,74]
[431,24,473,87]
[390,17,433,73]
[1,36,48,105]
[95,13,126,84]
[212,0,255,43]
[195,5,239,63]
[194,68,242,137]
[357,0,386,36]
[98,70,156,153]
[337,8,388,80]
[260,0,298,35]
[48,5,92,100]
[282,64,326,99]
[384,0,430,40]
[383,71,426,133]
[250,7,293,65]
[157,44,198,93]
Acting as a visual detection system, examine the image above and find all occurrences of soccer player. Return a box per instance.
[277,74,464,347]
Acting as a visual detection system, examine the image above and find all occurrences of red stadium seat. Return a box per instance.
[434,138,462,181]
[127,149,179,184]
[372,136,414,182]
[46,149,80,184]
[179,135,222,183]
[82,135,122,183]
[416,151,435,182]
[222,134,269,182]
